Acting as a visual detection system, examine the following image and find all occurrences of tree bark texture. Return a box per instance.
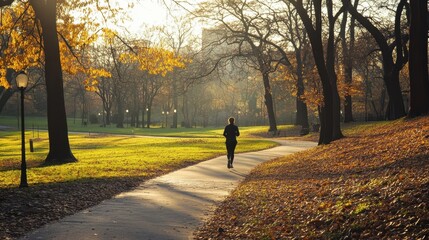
[326,0,343,140]
[294,52,309,131]
[30,0,76,163]
[290,0,334,144]
[262,73,278,132]
[408,0,429,116]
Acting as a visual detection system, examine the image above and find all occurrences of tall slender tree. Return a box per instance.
[340,0,359,123]
[287,0,339,144]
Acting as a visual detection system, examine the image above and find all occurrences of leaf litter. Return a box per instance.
[195,116,429,239]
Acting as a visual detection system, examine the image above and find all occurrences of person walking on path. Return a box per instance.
[223,117,240,168]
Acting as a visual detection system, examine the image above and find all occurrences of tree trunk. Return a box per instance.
[182,91,190,128]
[116,91,124,128]
[141,105,146,128]
[295,52,309,131]
[384,66,406,119]
[30,0,76,163]
[0,70,16,114]
[262,73,277,132]
[146,98,155,128]
[0,88,14,114]
[408,0,429,116]
[327,0,343,140]
[291,0,334,144]
[341,0,358,122]
[343,0,406,120]
[172,79,178,128]
[105,106,111,125]
[133,89,138,127]
[146,110,151,128]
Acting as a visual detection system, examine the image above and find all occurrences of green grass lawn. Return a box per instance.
[0,115,285,137]
[1,115,389,189]
[0,129,277,188]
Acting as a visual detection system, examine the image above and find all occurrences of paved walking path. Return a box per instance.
[22,140,316,240]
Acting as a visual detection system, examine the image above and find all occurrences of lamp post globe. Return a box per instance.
[15,71,29,188]
[16,71,28,89]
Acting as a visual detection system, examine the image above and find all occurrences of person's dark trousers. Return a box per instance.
[226,140,237,167]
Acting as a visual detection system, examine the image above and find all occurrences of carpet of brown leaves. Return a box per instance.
[195,116,429,239]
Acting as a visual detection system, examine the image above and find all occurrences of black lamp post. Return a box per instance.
[173,109,177,128]
[125,109,129,127]
[161,111,165,128]
[16,71,28,188]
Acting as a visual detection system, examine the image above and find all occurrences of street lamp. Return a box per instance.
[125,109,129,127]
[16,71,28,188]
[173,109,177,128]
[161,111,165,128]
[166,111,169,128]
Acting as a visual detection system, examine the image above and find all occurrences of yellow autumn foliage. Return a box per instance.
[0,2,112,90]
[119,45,187,77]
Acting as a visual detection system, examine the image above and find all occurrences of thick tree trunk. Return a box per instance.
[262,73,277,132]
[327,0,343,140]
[311,34,334,145]
[290,0,334,144]
[30,0,76,163]
[105,107,111,125]
[408,0,429,116]
[384,66,406,119]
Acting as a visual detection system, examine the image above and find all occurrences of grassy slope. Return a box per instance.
[195,116,429,239]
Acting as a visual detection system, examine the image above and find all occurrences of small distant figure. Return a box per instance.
[223,117,240,168]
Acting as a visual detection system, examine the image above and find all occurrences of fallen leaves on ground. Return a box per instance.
[195,116,429,239]
[0,177,144,239]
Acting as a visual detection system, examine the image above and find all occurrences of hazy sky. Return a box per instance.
[104,0,167,35]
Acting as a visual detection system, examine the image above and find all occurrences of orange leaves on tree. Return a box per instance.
[120,45,187,77]
[336,65,365,100]
[83,67,111,91]
[0,1,108,92]
[0,3,40,88]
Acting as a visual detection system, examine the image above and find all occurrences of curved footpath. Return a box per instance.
[22,140,316,240]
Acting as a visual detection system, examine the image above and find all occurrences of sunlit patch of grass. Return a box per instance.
[0,131,276,188]
[0,115,297,138]
[341,120,393,136]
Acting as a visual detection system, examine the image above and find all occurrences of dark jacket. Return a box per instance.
[223,124,240,142]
